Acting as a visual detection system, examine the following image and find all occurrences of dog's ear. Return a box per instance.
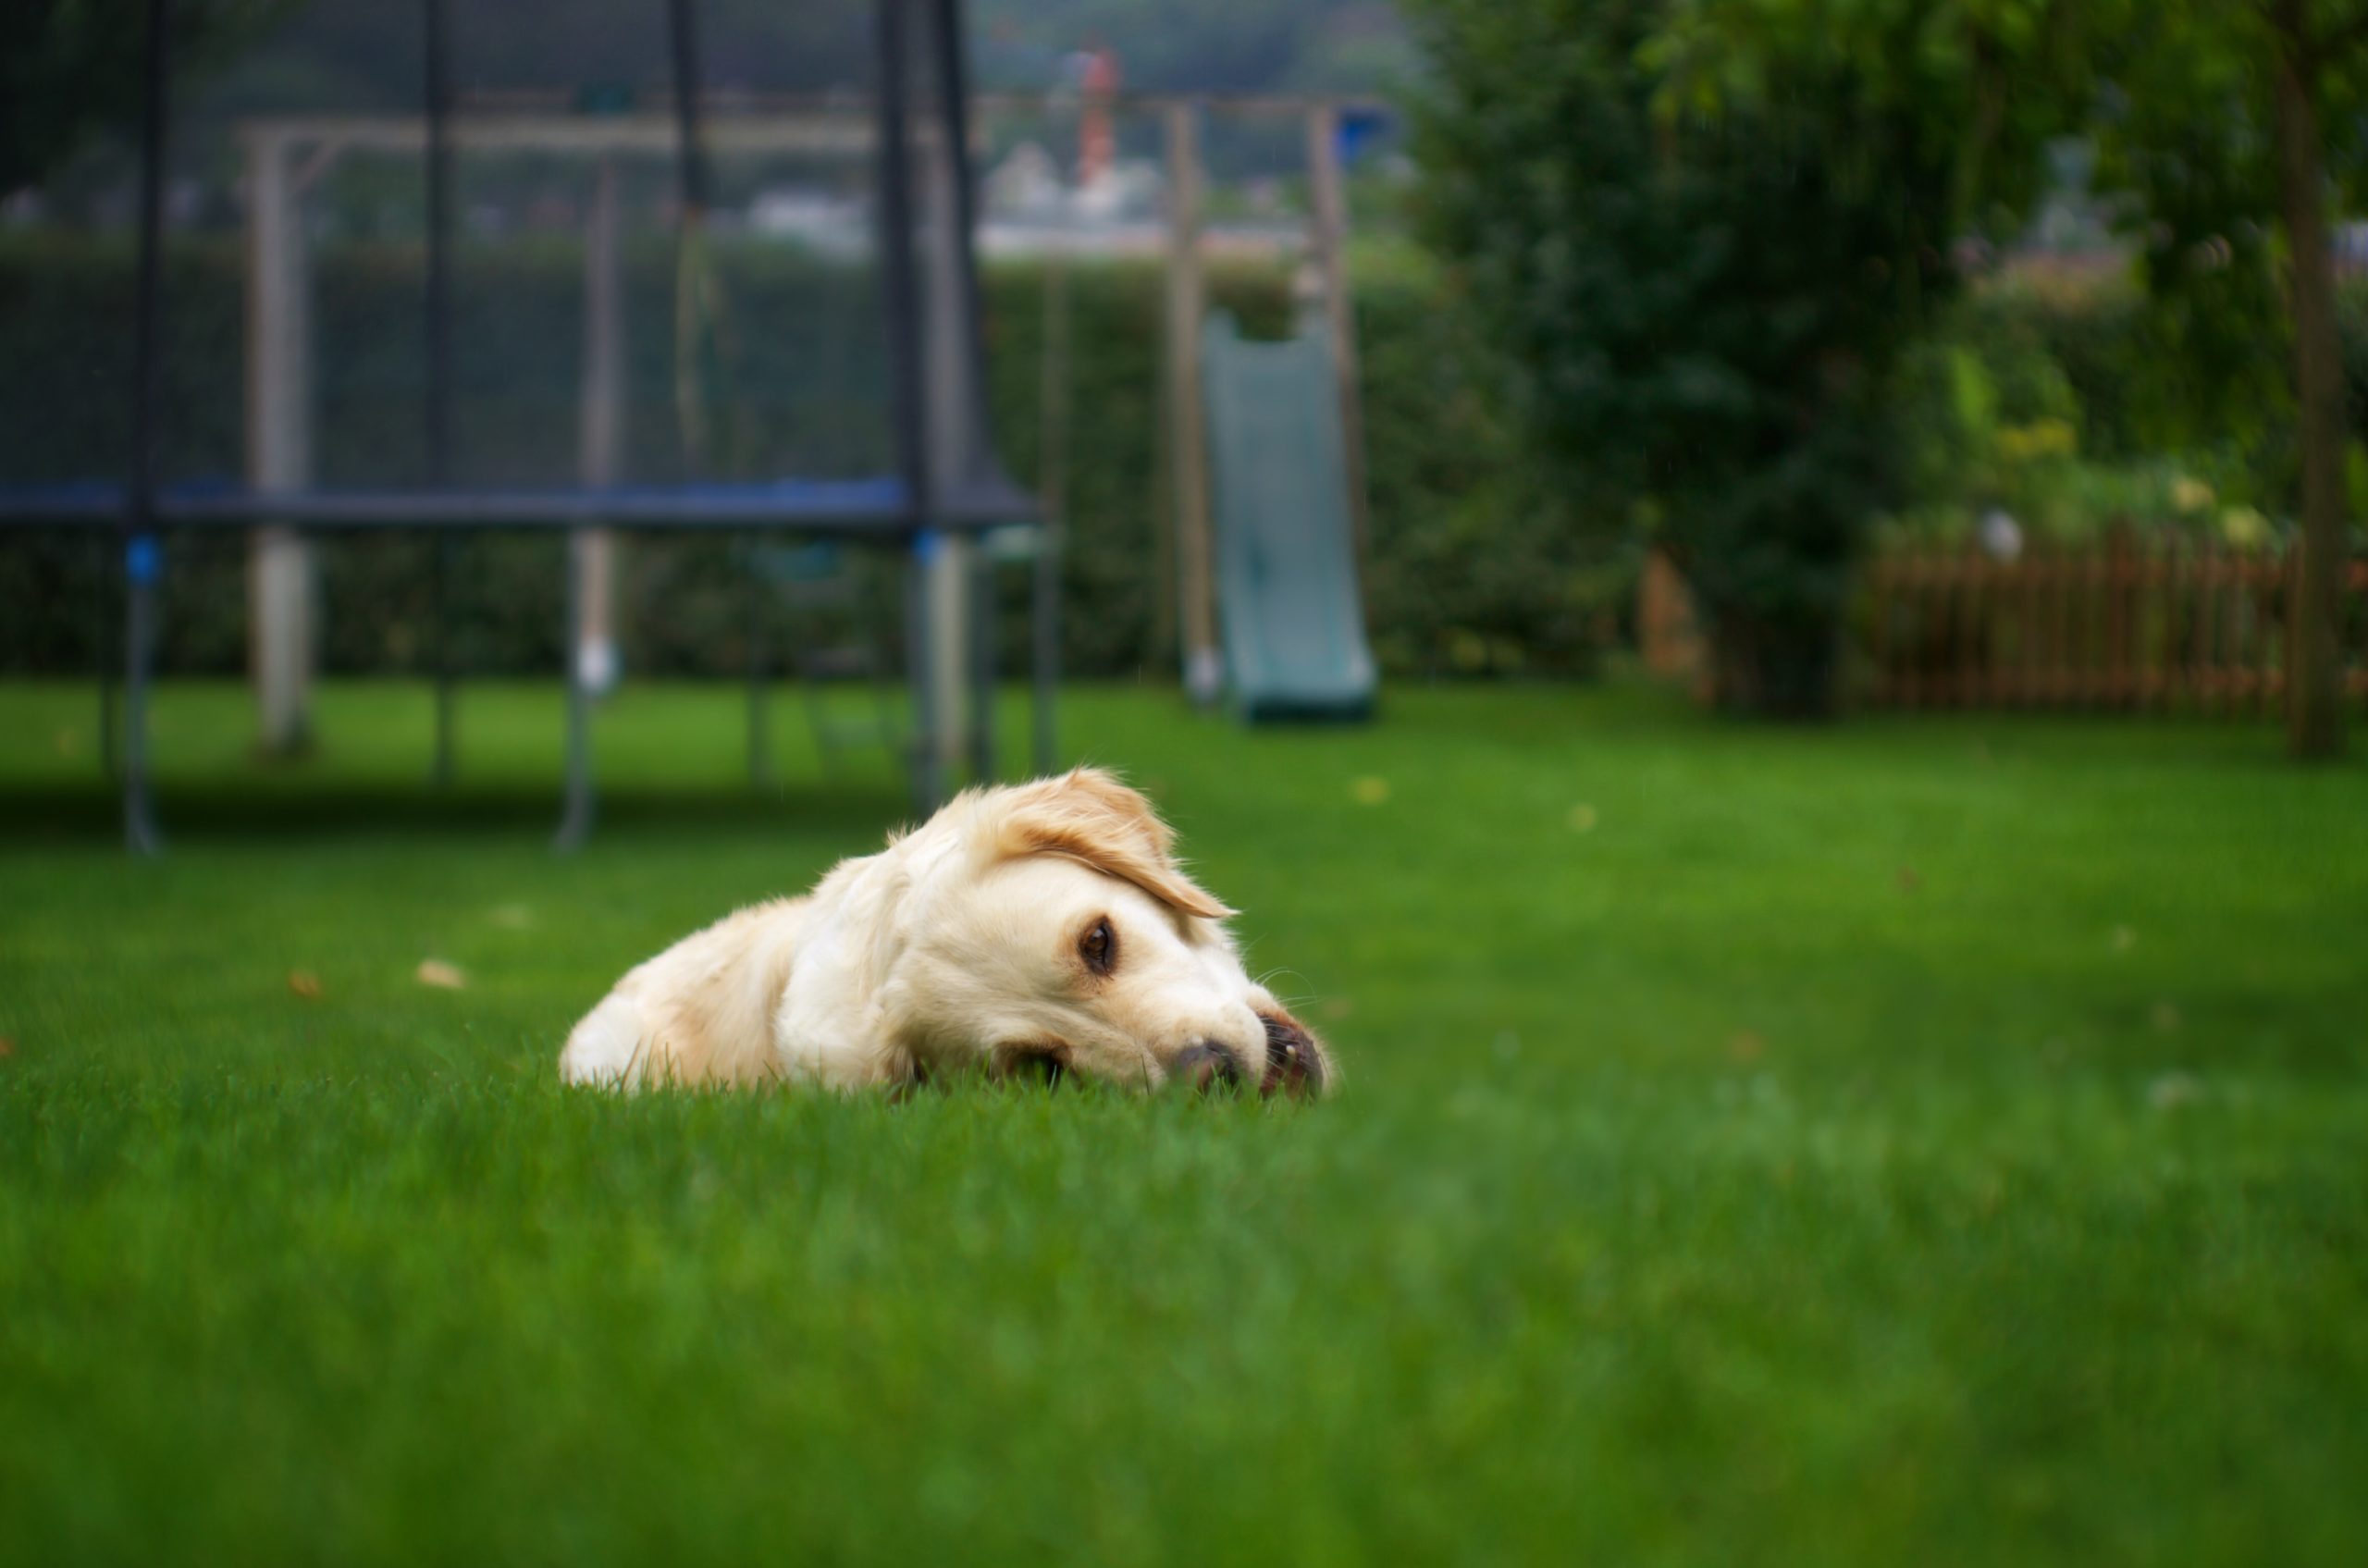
[984,768,1233,920]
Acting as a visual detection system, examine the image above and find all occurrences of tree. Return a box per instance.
[2,1,296,197]
[2083,0,2366,759]
[1404,0,2071,715]
[1600,0,2358,758]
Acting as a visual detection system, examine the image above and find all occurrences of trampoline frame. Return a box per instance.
[4,0,1050,851]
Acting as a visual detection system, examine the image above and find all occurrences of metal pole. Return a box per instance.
[746,537,771,789]
[1030,525,1060,776]
[123,0,171,854]
[576,154,623,698]
[665,0,712,215]
[555,525,595,850]
[1305,103,1372,574]
[1163,102,1218,707]
[668,0,765,797]
[927,0,1002,784]
[968,541,996,783]
[876,0,942,810]
[1032,227,1071,776]
[426,0,458,785]
[97,532,118,779]
[245,128,314,757]
[664,0,712,479]
[904,533,942,810]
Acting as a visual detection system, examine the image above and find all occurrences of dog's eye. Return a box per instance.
[1079,916,1117,976]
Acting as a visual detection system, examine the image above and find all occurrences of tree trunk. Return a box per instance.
[1709,604,1840,720]
[2271,8,2348,760]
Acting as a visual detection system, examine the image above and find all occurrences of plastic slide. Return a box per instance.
[1198,313,1377,722]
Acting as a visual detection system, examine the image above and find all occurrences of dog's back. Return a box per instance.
[560,895,811,1087]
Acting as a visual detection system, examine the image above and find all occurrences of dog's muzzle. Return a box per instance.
[1173,1013,1326,1099]
[1258,1011,1326,1099]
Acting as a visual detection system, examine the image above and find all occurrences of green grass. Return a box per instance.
[4,678,2365,1565]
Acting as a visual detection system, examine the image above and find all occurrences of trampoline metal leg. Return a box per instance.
[554,529,596,851]
[1030,522,1059,777]
[746,541,772,791]
[906,533,944,815]
[123,535,163,856]
[968,540,996,784]
[431,535,456,787]
[98,532,119,781]
[747,670,771,790]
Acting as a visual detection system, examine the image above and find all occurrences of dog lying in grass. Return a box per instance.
[561,768,1332,1096]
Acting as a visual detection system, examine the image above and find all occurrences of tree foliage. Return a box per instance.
[1405,0,2071,713]
[1,0,299,194]
[2078,0,2368,756]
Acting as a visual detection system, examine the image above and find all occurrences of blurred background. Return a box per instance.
[5,4,2368,1562]
[4,0,2363,760]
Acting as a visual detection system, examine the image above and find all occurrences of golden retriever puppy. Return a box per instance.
[560,768,1332,1096]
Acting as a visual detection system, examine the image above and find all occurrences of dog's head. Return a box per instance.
[875,768,1333,1097]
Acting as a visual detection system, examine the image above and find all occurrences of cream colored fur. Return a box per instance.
[560,768,1331,1094]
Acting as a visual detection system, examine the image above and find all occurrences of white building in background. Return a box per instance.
[746,189,870,257]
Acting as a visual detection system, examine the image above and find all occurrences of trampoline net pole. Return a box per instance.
[122,0,172,854]
[426,0,458,787]
[876,0,943,811]
[98,532,119,781]
[555,527,596,851]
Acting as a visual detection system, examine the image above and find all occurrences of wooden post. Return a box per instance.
[1896,556,1919,711]
[2105,518,2134,709]
[2140,539,2158,710]
[917,109,973,776]
[2237,549,2254,711]
[1955,542,1982,706]
[1033,225,1072,775]
[2188,539,2206,710]
[1304,103,1371,571]
[576,154,624,694]
[1865,555,1891,706]
[2259,549,2281,714]
[1164,101,1219,707]
[245,127,315,756]
[2017,545,2037,708]
[2270,10,2347,759]
[2198,538,2220,713]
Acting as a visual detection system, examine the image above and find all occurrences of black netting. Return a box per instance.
[0,0,1027,512]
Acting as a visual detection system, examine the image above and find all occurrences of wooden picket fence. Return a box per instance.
[1640,530,2368,714]
[1862,524,2368,712]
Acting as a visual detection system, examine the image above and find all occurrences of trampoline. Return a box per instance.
[0,0,1048,850]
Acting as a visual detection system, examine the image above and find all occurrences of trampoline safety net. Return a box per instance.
[0,0,1044,846]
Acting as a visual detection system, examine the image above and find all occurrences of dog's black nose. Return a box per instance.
[1259,1011,1326,1099]
[1171,1041,1242,1093]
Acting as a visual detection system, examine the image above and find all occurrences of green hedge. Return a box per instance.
[0,235,1613,683]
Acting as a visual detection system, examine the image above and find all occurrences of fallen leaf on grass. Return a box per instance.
[2110,925,2137,953]
[1897,865,1921,893]
[487,904,535,931]
[1350,776,1390,806]
[415,959,467,991]
[0,1037,14,1059]
[1728,1031,1766,1065]
[286,970,323,1000]
[1568,803,1599,833]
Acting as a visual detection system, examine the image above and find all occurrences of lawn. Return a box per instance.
[3,678,2365,1566]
